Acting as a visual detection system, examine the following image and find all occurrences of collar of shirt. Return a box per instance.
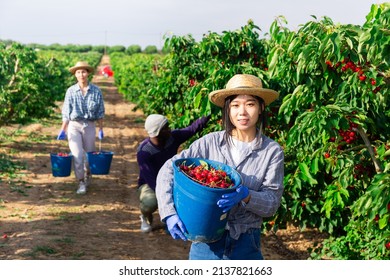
[76,83,90,95]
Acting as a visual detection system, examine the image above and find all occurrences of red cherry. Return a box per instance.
[386,242,390,250]
[324,153,330,159]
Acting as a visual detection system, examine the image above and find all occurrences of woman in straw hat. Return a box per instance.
[57,61,105,195]
[156,74,284,260]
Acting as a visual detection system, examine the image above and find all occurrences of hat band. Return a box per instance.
[232,86,253,89]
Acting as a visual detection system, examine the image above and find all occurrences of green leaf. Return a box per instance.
[364,197,372,210]
[378,214,389,230]
[358,31,371,53]
[268,48,281,76]
[194,90,203,109]
[345,37,354,50]
[311,157,319,175]
[287,37,300,53]
[199,160,209,169]
[299,162,318,185]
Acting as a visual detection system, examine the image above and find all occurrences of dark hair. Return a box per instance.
[222,95,266,146]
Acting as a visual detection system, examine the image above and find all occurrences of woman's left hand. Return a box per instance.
[217,186,249,212]
[98,129,104,140]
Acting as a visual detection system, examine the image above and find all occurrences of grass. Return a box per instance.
[0,120,58,197]
[54,237,74,244]
[25,245,57,258]
[47,209,86,222]
[9,185,30,196]
[0,128,24,144]
[26,131,54,143]
[0,198,5,209]
[0,153,26,174]
[0,153,29,197]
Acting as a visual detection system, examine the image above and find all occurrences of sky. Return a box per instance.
[0,0,382,49]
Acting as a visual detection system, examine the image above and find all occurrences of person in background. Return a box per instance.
[57,61,105,195]
[137,114,210,232]
[156,74,284,260]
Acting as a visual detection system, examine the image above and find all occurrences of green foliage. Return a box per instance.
[0,43,56,125]
[267,3,389,259]
[143,45,158,54]
[126,45,142,55]
[91,45,106,53]
[108,45,126,53]
[148,20,270,133]
[110,52,162,112]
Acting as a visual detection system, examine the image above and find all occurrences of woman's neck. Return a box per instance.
[78,82,88,95]
[78,81,88,88]
[232,128,256,142]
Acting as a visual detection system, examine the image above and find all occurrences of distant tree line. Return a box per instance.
[0,39,170,54]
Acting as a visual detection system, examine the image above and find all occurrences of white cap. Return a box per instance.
[144,114,168,137]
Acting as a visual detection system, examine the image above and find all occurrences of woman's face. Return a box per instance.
[229,95,261,132]
[75,69,89,84]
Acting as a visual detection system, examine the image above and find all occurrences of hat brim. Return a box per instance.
[69,66,94,74]
[209,88,279,107]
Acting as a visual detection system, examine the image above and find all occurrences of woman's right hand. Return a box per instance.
[57,130,67,140]
[166,214,187,241]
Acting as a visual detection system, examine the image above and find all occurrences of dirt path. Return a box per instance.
[0,55,324,260]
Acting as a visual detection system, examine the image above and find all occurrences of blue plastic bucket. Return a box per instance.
[87,151,114,175]
[50,153,73,177]
[173,158,242,243]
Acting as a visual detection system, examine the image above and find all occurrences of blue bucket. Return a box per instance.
[173,158,242,243]
[50,153,73,177]
[87,151,114,175]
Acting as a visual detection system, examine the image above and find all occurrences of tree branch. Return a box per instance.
[352,126,383,174]
[8,57,20,88]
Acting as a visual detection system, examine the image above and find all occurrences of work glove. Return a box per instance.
[166,214,187,241]
[98,129,104,140]
[57,130,67,140]
[217,186,249,213]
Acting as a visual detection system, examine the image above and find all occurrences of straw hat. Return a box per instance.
[69,61,94,74]
[208,74,279,107]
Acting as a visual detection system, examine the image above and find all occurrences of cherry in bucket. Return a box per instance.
[179,160,234,189]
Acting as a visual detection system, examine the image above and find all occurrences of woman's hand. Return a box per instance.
[57,130,67,140]
[217,186,249,212]
[166,214,187,241]
[98,129,104,140]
